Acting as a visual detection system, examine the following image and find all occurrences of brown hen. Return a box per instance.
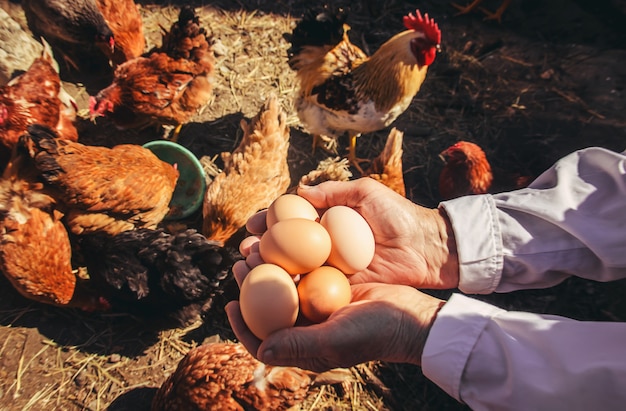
[95,0,146,66]
[438,141,534,200]
[202,95,291,246]
[0,42,78,169]
[0,144,107,310]
[152,342,348,411]
[363,128,406,197]
[438,141,493,200]
[89,6,214,137]
[20,124,178,236]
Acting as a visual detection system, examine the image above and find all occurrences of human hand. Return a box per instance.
[225,283,445,372]
[239,178,459,290]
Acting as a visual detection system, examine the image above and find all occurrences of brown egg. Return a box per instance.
[259,218,331,275]
[239,263,299,340]
[297,266,351,323]
[266,194,319,228]
[320,206,375,274]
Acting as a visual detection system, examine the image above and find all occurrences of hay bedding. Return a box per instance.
[0,0,625,409]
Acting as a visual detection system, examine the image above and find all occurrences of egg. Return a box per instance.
[266,194,319,228]
[239,264,299,340]
[320,206,375,274]
[297,266,351,323]
[259,218,331,275]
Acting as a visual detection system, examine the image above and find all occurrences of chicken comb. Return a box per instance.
[403,10,441,45]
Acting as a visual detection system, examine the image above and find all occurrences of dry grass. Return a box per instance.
[0,0,625,410]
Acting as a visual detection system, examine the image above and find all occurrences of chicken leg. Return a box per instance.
[347,132,368,174]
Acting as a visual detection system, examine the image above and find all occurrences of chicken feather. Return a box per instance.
[152,342,351,411]
[288,8,441,170]
[0,147,107,310]
[19,124,178,235]
[438,141,493,200]
[22,0,115,77]
[0,41,78,168]
[89,6,214,134]
[202,95,291,246]
[76,227,238,320]
[95,0,146,65]
[363,127,406,197]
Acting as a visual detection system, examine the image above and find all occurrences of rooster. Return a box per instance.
[0,143,108,310]
[438,141,493,200]
[89,6,214,139]
[22,0,115,78]
[19,124,179,236]
[95,0,146,66]
[75,227,239,322]
[202,95,291,246]
[152,342,351,411]
[287,8,441,172]
[0,41,78,170]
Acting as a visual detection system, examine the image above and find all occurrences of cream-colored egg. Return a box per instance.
[297,266,351,323]
[320,206,375,274]
[266,194,319,228]
[239,263,299,340]
[259,218,331,275]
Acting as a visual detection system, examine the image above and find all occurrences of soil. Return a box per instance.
[0,0,625,410]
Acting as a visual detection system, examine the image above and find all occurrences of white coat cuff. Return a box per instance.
[421,293,505,401]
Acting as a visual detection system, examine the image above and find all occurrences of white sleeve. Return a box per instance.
[439,147,626,294]
[422,293,626,411]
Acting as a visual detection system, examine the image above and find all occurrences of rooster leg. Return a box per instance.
[451,0,485,16]
[347,133,368,174]
[478,0,511,23]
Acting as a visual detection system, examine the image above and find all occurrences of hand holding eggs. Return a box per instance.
[238,194,376,339]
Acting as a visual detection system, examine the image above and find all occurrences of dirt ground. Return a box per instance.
[0,0,625,410]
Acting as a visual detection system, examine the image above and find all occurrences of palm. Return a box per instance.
[298,178,453,289]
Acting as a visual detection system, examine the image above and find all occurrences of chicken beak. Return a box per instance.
[438,152,448,163]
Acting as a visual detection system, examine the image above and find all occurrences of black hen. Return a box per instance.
[76,228,240,323]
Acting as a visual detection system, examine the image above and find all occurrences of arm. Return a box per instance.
[440,147,626,294]
[423,293,626,410]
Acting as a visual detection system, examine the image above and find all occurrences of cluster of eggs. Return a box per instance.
[239,194,376,340]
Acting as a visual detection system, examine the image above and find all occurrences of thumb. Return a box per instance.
[257,325,331,372]
[297,179,369,209]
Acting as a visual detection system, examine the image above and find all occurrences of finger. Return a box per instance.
[245,210,268,234]
[239,235,261,257]
[245,251,264,269]
[297,178,376,209]
[232,260,251,287]
[225,301,262,358]
[257,324,332,371]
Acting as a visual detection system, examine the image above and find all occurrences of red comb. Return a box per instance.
[403,10,441,44]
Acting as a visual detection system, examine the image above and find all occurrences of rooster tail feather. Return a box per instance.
[287,7,348,61]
